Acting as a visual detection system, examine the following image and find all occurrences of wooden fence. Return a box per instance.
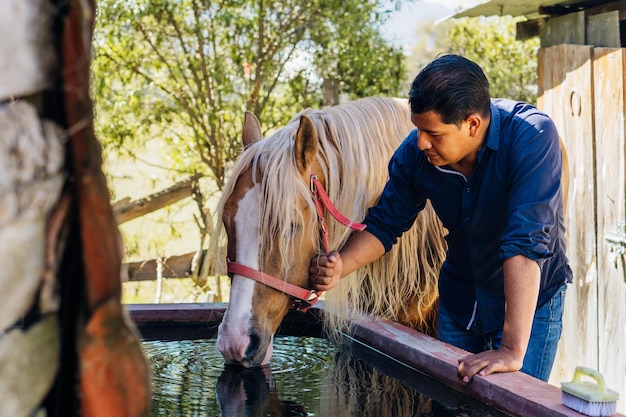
[539,44,626,412]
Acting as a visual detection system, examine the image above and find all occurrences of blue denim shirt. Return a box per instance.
[364,98,572,333]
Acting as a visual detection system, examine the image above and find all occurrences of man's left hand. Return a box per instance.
[457,346,524,384]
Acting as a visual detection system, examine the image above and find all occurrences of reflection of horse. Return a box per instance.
[216,365,306,417]
[213,97,447,367]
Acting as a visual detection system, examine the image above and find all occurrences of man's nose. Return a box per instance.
[417,132,431,150]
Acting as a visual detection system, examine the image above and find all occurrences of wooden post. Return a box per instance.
[0,1,151,416]
[538,44,598,387]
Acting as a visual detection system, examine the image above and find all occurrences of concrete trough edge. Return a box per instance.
[126,302,624,417]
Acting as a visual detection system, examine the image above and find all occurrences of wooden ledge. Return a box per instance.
[348,316,623,417]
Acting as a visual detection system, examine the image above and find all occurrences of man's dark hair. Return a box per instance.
[408,54,491,126]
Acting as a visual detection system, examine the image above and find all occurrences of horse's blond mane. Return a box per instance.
[211,97,447,336]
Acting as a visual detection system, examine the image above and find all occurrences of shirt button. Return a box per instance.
[465,188,470,192]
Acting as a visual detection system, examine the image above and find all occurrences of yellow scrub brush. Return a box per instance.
[561,366,619,417]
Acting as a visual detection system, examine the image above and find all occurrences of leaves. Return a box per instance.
[446,16,539,103]
[93,0,406,190]
[406,15,539,104]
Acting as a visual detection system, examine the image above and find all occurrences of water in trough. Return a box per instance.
[143,335,513,416]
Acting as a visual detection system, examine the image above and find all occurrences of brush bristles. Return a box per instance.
[561,391,617,417]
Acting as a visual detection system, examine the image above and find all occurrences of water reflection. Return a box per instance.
[321,345,509,417]
[216,365,306,416]
[144,336,333,416]
[143,336,511,417]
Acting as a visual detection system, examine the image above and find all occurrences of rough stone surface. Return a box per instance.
[0,100,65,331]
[0,316,60,417]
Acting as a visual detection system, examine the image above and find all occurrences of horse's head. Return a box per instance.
[216,112,322,367]
[216,97,446,367]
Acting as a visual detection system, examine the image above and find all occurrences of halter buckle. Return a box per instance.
[290,291,321,312]
[310,174,319,195]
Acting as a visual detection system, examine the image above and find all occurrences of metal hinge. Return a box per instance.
[605,221,626,282]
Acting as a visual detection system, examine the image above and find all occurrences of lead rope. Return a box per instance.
[310,173,366,254]
[307,173,367,310]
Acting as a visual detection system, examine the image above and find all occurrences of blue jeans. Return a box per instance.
[437,284,567,381]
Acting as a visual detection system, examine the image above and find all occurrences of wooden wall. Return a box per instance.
[538,44,626,413]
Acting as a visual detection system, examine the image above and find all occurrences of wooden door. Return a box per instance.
[538,44,598,387]
[593,47,626,413]
[538,44,626,413]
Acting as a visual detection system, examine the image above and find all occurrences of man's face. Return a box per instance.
[411,111,474,168]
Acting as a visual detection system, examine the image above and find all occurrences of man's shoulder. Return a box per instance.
[492,98,552,122]
[492,98,557,138]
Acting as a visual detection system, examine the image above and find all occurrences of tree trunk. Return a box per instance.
[322,78,340,106]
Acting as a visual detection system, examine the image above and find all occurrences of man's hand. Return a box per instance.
[457,346,524,384]
[457,255,540,384]
[308,231,385,292]
[309,251,342,291]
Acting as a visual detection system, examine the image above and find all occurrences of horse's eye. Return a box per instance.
[285,223,301,239]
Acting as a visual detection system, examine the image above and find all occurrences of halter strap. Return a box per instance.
[309,173,366,253]
[226,171,365,312]
[226,261,321,311]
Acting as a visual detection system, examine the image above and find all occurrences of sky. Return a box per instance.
[382,0,484,46]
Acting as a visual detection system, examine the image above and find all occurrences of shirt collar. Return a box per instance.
[484,100,500,151]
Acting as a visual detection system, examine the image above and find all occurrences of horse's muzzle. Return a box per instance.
[218,326,273,368]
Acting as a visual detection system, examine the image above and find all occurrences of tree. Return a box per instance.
[407,16,540,104]
[92,0,407,191]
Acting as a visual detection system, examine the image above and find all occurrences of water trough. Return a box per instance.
[128,302,624,417]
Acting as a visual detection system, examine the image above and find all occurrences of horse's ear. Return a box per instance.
[294,115,318,175]
[242,111,263,148]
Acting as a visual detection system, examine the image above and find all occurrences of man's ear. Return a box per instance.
[466,113,482,137]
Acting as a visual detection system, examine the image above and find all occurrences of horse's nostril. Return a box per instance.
[245,332,261,359]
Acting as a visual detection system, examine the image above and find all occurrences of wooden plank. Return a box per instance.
[516,18,546,41]
[593,47,626,413]
[587,11,621,47]
[539,12,585,47]
[58,1,152,414]
[123,251,197,281]
[0,0,56,100]
[537,45,598,388]
[349,317,617,417]
[127,302,228,324]
[585,0,626,18]
[112,173,203,224]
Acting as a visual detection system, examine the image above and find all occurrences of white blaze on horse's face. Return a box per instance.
[217,184,274,367]
[217,111,320,368]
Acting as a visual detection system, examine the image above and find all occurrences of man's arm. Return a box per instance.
[457,254,540,383]
[309,230,385,292]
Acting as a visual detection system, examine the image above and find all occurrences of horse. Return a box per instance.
[211,97,447,368]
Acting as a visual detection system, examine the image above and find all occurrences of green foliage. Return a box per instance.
[446,16,539,104]
[93,0,406,189]
[407,16,540,104]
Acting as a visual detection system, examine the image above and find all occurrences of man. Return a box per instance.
[309,54,572,383]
